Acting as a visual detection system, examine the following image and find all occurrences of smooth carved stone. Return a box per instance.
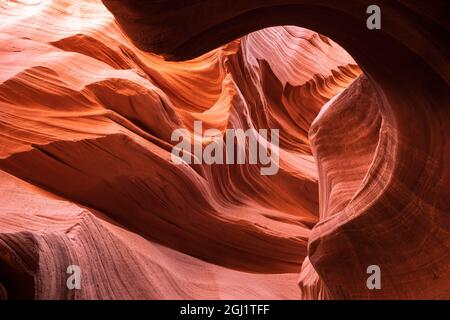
[0,0,359,299]
[0,0,448,299]
[99,0,450,299]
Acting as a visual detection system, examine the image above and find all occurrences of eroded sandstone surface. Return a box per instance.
[0,0,448,299]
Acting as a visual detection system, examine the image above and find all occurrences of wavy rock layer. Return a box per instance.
[1,0,449,299]
[0,0,363,299]
[101,0,450,299]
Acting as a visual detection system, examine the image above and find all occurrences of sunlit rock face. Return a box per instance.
[0,0,449,300]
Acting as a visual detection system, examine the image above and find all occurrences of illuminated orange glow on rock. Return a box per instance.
[0,0,449,299]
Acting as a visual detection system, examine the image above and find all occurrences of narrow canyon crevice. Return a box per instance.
[0,0,448,299]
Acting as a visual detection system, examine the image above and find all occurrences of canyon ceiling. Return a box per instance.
[0,0,449,299]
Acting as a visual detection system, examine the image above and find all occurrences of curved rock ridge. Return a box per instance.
[0,170,301,299]
[98,0,450,299]
[0,0,362,299]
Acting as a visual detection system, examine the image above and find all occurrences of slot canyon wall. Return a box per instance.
[0,0,449,299]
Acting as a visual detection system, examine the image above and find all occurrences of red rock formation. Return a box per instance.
[1,0,449,299]
[102,0,450,299]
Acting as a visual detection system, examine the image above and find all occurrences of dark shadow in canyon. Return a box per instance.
[102,0,450,299]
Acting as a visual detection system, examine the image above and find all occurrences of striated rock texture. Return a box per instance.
[101,0,450,299]
[0,0,449,299]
